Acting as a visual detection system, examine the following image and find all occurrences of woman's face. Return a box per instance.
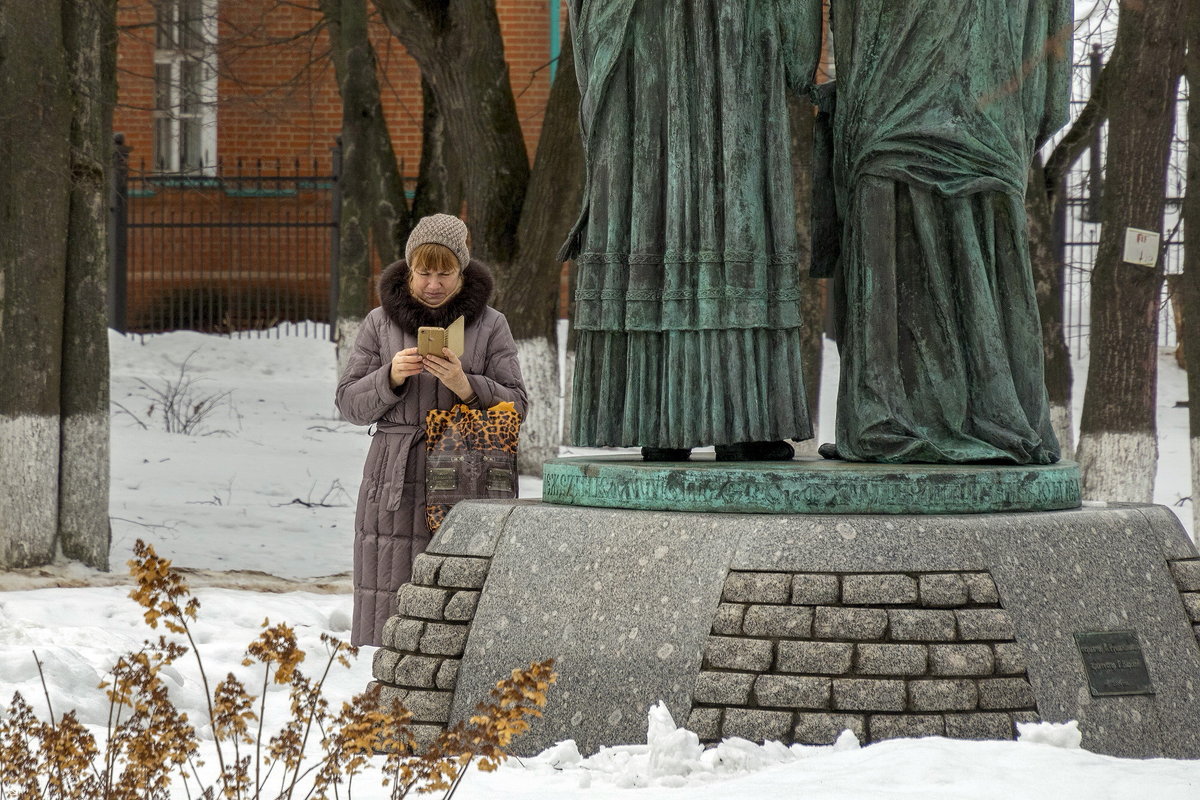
[409,262,463,308]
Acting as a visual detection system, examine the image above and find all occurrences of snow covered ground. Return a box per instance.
[1,326,1198,798]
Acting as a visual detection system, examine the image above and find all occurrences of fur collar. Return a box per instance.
[378,257,495,334]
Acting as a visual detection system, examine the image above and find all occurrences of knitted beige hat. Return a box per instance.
[405,214,470,271]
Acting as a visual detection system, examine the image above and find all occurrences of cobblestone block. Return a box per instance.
[855,644,928,676]
[435,659,460,690]
[777,641,854,675]
[791,573,840,605]
[792,713,866,745]
[694,671,755,705]
[419,623,469,657]
[722,708,793,742]
[382,617,425,652]
[869,714,945,741]
[443,590,481,622]
[832,679,906,712]
[918,573,969,608]
[754,675,831,709]
[723,572,792,604]
[944,712,1015,740]
[842,574,918,605]
[405,690,454,723]
[687,708,722,740]
[993,642,1028,675]
[814,607,888,640]
[1181,593,1200,623]
[956,609,1015,641]
[978,678,1036,710]
[929,644,994,676]
[908,679,979,712]
[1169,559,1200,591]
[411,554,444,586]
[964,572,1000,604]
[437,556,490,589]
[410,724,443,750]
[377,683,408,709]
[372,648,401,683]
[712,603,746,635]
[888,609,957,641]
[743,605,814,638]
[398,585,451,620]
[394,655,442,688]
[704,636,774,672]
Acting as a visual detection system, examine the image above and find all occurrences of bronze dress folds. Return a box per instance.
[822,0,1071,464]
[561,0,823,448]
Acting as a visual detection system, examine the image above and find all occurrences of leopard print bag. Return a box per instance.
[424,401,521,534]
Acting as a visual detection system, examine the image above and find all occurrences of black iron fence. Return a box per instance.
[1059,44,1186,356]
[108,134,341,338]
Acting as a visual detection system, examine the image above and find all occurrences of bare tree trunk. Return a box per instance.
[412,76,463,221]
[1026,155,1073,455]
[58,0,117,570]
[321,0,409,373]
[789,95,825,457]
[0,0,73,567]
[1184,0,1200,530]
[1077,0,1184,502]
[373,0,529,266]
[499,31,583,473]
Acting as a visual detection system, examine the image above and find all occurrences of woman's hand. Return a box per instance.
[389,347,423,388]
[423,348,473,400]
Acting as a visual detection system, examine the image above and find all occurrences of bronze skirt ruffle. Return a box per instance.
[570,327,812,449]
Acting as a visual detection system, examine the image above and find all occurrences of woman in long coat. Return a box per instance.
[561,0,823,458]
[336,214,527,646]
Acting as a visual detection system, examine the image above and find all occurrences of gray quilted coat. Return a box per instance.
[335,258,527,646]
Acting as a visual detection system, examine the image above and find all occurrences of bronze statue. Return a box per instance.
[561,0,823,461]
[816,0,1071,464]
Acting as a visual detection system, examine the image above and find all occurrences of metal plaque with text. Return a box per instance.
[1074,630,1155,697]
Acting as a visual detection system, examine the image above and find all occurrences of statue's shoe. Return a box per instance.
[715,440,795,461]
[640,447,692,462]
[817,442,841,460]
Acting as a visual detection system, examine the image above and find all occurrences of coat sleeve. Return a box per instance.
[335,312,407,426]
[466,313,529,418]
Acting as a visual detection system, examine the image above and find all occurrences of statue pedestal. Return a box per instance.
[541,455,1082,514]
[370,461,1200,759]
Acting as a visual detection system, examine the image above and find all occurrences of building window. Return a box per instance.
[154,0,217,173]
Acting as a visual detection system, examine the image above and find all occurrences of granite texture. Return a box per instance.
[449,503,740,756]
[373,500,1200,759]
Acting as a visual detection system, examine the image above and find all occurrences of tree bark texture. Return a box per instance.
[501,31,582,343]
[321,0,409,371]
[1026,155,1074,455]
[789,94,825,456]
[1077,0,1184,501]
[374,0,529,267]
[58,0,117,570]
[0,0,73,567]
[1183,0,1200,529]
[412,76,463,222]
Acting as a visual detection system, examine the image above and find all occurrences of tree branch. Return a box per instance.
[1044,60,1109,189]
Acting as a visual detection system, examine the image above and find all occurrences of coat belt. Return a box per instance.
[372,421,426,512]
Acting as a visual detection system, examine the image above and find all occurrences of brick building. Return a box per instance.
[112,0,565,332]
[115,0,561,173]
